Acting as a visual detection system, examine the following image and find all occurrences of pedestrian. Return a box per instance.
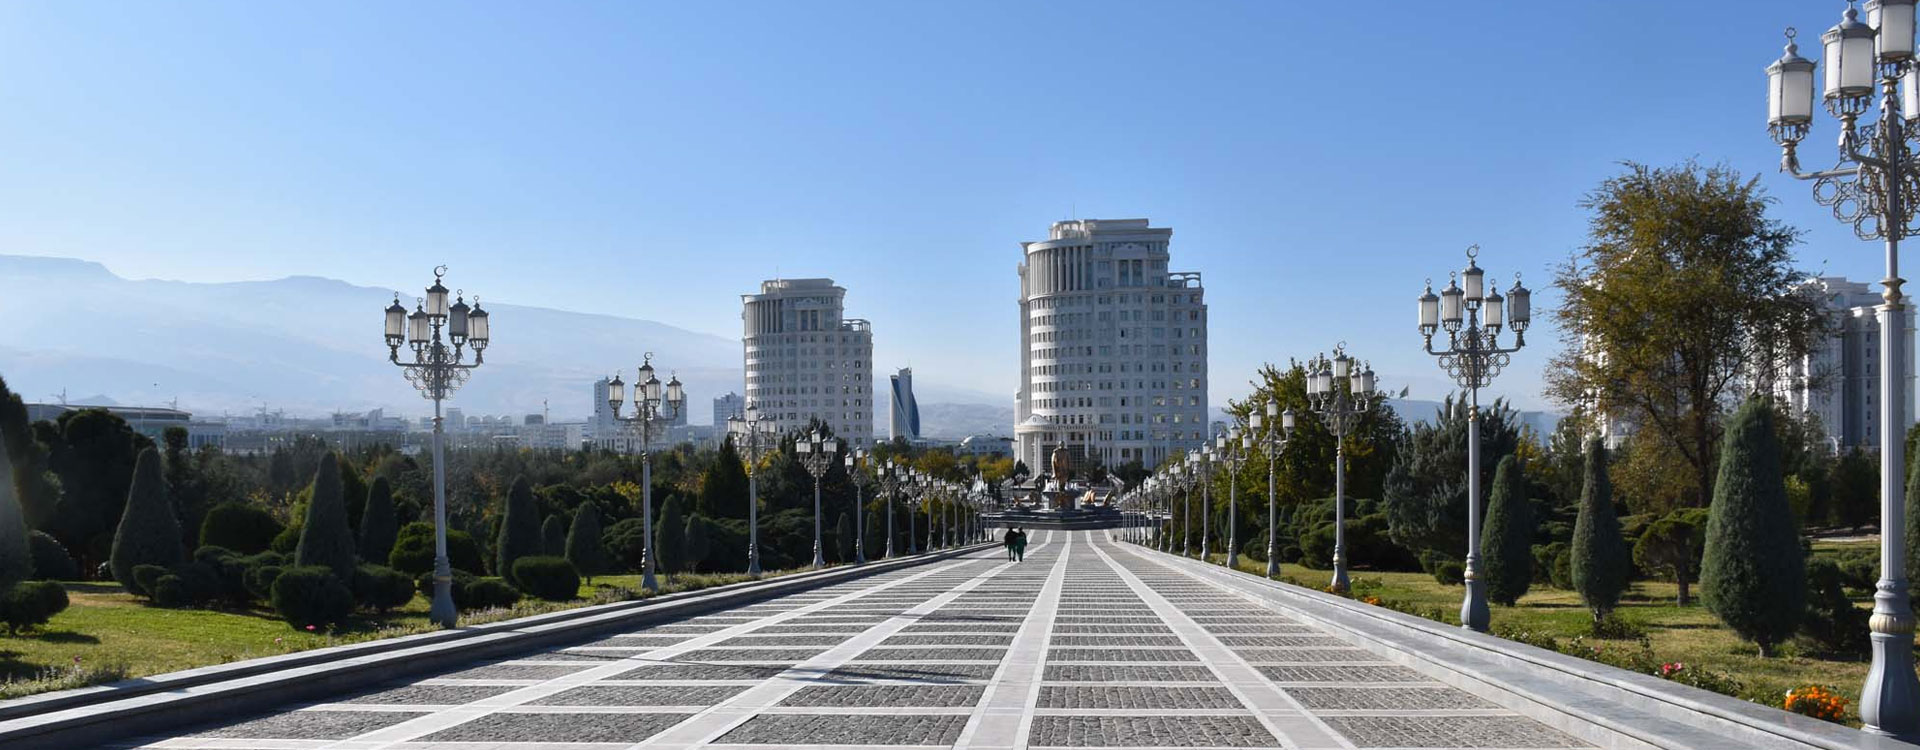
[1012,527,1028,562]
[1002,526,1019,561]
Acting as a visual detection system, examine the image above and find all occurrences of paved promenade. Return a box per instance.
[111,531,1596,749]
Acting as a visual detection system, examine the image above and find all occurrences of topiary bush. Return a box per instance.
[245,564,285,601]
[565,504,607,584]
[1572,437,1630,624]
[0,580,68,633]
[1701,399,1806,657]
[389,523,485,575]
[110,449,186,594]
[28,531,76,581]
[269,566,354,629]
[295,453,358,582]
[197,503,283,554]
[130,564,169,598]
[358,477,399,565]
[351,564,415,613]
[497,477,541,585]
[510,556,579,601]
[1431,560,1466,586]
[1481,455,1534,606]
[1799,557,1871,657]
[270,523,302,554]
[151,574,190,607]
[462,578,521,610]
[542,515,567,557]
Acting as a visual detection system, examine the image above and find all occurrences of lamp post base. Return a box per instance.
[1460,576,1490,632]
[746,544,761,577]
[1330,557,1349,595]
[812,543,826,569]
[429,571,456,628]
[1862,594,1920,739]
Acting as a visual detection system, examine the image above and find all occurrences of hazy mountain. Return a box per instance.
[1386,397,1563,438]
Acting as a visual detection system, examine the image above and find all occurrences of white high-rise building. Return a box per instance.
[1776,276,1917,450]
[741,278,876,447]
[713,392,746,427]
[1014,218,1208,471]
[890,368,920,441]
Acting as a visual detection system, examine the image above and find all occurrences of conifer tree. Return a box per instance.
[565,504,607,585]
[357,477,398,565]
[1701,399,1805,656]
[110,448,185,592]
[655,495,686,579]
[0,430,33,585]
[835,512,853,563]
[1481,455,1534,606]
[496,476,541,584]
[294,452,357,582]
[684,513,710,573]
[542,515,567,556]
[1571,437,1629,624]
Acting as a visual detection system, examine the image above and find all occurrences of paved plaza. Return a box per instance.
[110,531,1596,749]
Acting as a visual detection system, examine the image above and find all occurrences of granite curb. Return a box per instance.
[0,543,995,750]
[1119,540,1920,750]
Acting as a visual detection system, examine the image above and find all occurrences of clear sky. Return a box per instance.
[0,1,1888,411]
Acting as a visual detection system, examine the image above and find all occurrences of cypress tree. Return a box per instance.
[835,512,853,563]
[699,438,750,518]
[655,495,686,579]
[566,504,607,584]
[496,476,541,584]
[684,513,710,573]
[1700,399,1805,656]
[358,477,398,565]
[542,516,567,556]
[294,453,357,582]
[109,448,185,592]
[1480,455,1534,606]
[1571,436,1629,624]
[0,430,33,584]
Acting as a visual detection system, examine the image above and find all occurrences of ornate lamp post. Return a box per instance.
[1765,3,1920,735]
[725,402,774,576]
[907,469,923,554]
[1418,246,1528,631]
[1218,426,1249,569]
[877,461,902,558]
[1306,345,1377,595]
[1250,399,1297,579]
[846,450,870,565]
[794,429,838,569]
[1196,447,1216,560]
[607,353,685,592]
[383,266,489,628]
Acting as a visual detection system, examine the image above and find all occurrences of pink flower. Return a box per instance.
[305,625,316,632]
[71,656,81,665]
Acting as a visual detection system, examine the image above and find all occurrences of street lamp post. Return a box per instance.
[878,462,902,558]
[1306,345,1377,595]
[383,266,490,628]
[607,353,686,593]
[1218,427,1249,569]
[1251,399,1297,579]
[725,403,774,576]
[794,429,838,569]
[907,469,922,554]
[1197,446,1216,561]
[1766,3,1920,735]
[846,450,868,565]
[1418,246,1528,632]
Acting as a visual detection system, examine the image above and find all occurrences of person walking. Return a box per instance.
[1002,526,1019,561]
[1012,527,1028,562]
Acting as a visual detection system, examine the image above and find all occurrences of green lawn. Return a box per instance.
[1181,543,1883,723]
[0,567,810,700]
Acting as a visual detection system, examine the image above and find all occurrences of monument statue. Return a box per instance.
[1049,444,1072,510]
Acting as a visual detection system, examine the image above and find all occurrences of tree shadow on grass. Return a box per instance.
[30,631,99,645]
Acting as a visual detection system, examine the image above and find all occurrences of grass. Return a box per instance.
[0,565,818,701]
[1176,541,1885,725]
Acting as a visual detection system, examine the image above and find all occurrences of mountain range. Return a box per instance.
[0,255,1009,435]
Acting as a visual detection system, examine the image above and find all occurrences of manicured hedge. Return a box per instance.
[510,556,578,601]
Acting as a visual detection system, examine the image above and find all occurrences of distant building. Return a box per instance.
[26,403,227,450]
[444,407,466,432]
[741,278,876,447]
[959,434,1015,457]
[713,392,745,426]
[1014,218,1208,470]
[889,368,921,441]
[519,422,586,451]
[1775,276,1917,450]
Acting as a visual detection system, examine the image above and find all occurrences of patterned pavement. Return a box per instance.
[110,531,1597,749]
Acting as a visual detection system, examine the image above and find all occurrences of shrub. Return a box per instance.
[151,575,189,607]
[197,503,283,554]
[1656,661,1746,696]
[1551,547,1574,590]
[687,514,713,572]
[358,477,398,565]
[0,580,68,633]
[0,442,29,585]
[27,532,76,581]
[462,578,521,610]
[295,453,357,581]
[169,561,226,606]
[1241,537,1268,563]
[351,564,415,613]
[269,566,354,629]
[1701,399,1805,657]
[415,568,473,602]
[496,477,541,585]
[390,523,485,575]
[1491,624,1560,651]
[1799,558,1871,657]
[110,449,186,593]
[1431,560,1465,586]
[130,564,169,598]
[604,518,648,572]
[1572,437,1630,624]
[245,565,285,600]
[1634,508,1709,605]
[542,515,567,557]
[565,504,608,584]
[270,522,302,554]
[1590,612,1646,640]
[1481,455,1534,606]
[655,496,687,577]
[510,556,579,601]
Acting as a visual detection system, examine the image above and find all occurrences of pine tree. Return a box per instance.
[358,477,398,565]
[1571,436,1629,624]
[699,437,750,518]
[542,515,567,556]
[1700,399,1805,656]
[496,476,541,584]
[0,429,33,584]
[684,513,710,573]
[294,452,357,582]
[109,448,185,592]
[835,512,853,563]
[1480,455,1534,606]
[655,495,686,579]
[565,504,607,585]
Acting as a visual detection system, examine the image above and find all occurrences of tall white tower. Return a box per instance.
[741,278,876,446]
[1015,219,1208,472]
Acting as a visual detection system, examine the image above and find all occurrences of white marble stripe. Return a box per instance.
[951,529,1069,750]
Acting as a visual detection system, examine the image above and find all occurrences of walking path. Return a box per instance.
[108,531,1598,749]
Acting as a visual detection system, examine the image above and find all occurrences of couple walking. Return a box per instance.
[1002,526,1028,561]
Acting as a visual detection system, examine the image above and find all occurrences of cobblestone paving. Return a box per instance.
[112,530,1599,749]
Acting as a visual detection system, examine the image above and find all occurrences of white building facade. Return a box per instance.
[713,392,745,427]
[741,278,876,447]
[1776,276,1917,450]
[889,367,920,441]
[1014,218,1209,471]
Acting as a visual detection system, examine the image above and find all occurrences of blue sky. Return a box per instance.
[0,1,1888,411]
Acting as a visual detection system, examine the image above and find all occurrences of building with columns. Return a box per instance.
[1014,218,1209,472]
[1774,276,1917,451]
[741,278,876,447]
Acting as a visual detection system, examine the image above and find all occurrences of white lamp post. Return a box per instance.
[794,429,838,569]
[726,402,773,576]
[1306,345,1377,595]
[607,353,685,592]
[1251,399,1297,579]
